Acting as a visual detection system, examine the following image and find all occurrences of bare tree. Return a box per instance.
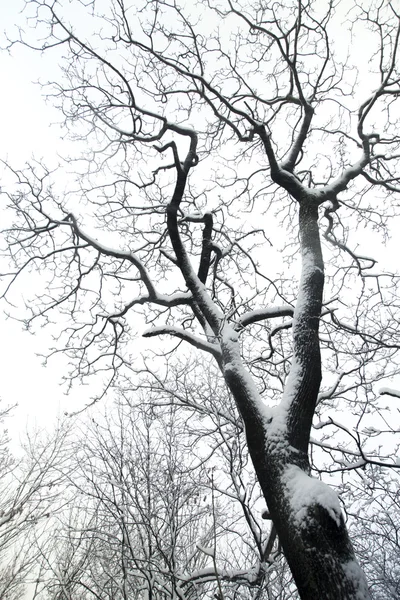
[2,0,400,598]
[35,389,289,599]
[0,404,69,599]
[346,466,400,600]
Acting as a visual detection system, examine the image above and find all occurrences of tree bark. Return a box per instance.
[223,200,371,599]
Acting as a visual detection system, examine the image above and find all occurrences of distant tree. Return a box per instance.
[347,466,400,600]
[0,403,68,599]
[35,386,290,599]
[2,1,400,598]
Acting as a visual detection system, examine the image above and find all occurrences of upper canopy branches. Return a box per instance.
[15,0,399,204]
[1,0,400,398]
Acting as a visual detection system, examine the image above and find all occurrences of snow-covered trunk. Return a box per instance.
[285,201,324,453]
[165,149,369,598]
[223,201,370,599]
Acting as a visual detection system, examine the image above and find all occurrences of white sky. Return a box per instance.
[0,1,87,440]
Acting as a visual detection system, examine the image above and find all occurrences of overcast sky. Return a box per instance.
[0,1,88,441]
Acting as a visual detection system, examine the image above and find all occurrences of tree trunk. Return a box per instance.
[222,200,371,599]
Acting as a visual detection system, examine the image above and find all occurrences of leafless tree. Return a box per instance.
[346,466,400,600]
[2,0,400,598]
[0,403,69,599]
[34,389,291,599]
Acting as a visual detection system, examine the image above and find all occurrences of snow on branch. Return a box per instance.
[65,213,158,297]
[196,543,215,557]
[379,387,400,398]
[108,291,192,319]
[180,565,262,589]
[143,326,222,358]
[321,153,370,199]
[236,305,294,329]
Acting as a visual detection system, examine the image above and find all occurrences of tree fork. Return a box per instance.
[224,201,371,599]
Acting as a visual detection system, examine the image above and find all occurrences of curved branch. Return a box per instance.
[236,305,294,330]
[142,326,222,359]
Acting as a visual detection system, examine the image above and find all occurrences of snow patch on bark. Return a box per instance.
[221,325,292,451]
[341,559,371,599]
[222,326,265,408]
[293,244,323,326]
[281,354,303,408]
[261,354,302,442]
[283,465,342,527]
[272,246,321,419]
